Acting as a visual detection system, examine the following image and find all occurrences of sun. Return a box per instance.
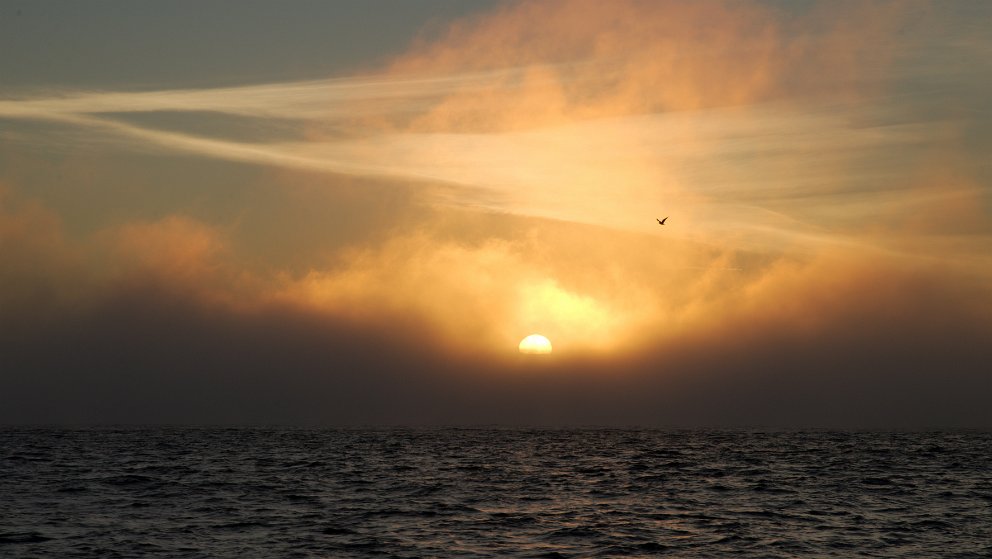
[518,334,552,355]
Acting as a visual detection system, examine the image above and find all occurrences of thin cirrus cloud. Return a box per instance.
[1,0,988,267]
[0,75,979,262]
[1,0,989,291]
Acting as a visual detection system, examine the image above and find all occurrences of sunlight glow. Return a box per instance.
[519,334,553,355]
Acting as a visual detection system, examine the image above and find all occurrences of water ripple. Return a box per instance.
[1,428,990,557]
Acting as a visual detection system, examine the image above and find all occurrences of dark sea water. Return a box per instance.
[1,429,990,558]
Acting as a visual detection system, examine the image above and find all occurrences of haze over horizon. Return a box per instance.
[2,0,990,427]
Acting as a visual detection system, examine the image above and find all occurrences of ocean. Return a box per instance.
[2,428,990,557]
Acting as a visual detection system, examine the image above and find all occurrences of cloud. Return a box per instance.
[1,1,990,426]
[0,185,86,317]
[2,226,989,427]
[1,191,990,427]
[1,88,965,259]
[0,0,977,256]
[388,0,912,129]
[271,231,656,357]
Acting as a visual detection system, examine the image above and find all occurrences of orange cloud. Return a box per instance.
[388,0,913,132]
[0,185,86,317]
[103,216,226,282]
[1,1,986,370]
[272,231,652,358]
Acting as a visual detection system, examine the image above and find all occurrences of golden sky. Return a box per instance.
[1,0,990,425]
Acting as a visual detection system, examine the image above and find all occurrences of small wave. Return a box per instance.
[214,521,269,530]
[862,476,894,486]
[0,532,51,545]
[542,526,603,540]
[2,428,990,557]
[101,474,159,486]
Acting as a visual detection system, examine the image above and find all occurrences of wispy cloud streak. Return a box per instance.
[0,69,530,119]
[1,0,988,264]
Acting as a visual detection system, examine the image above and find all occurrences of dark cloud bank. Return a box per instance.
[3,266,990,428]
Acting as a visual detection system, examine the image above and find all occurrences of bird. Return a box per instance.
[657,217,668,225]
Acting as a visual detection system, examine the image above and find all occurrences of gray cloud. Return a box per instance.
[2,257,989,428]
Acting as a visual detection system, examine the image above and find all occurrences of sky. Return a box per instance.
[1,0,990,427]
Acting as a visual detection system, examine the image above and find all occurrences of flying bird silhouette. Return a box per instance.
[657,217,668,225]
